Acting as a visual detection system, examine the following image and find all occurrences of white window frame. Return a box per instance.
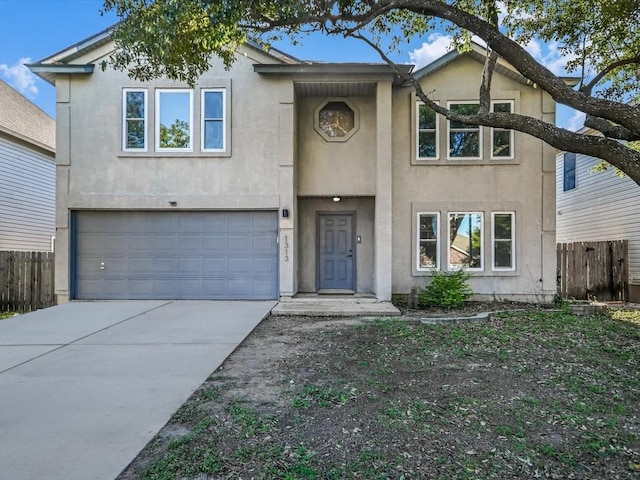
[122,88,147,152]
[155,89,193,152]
[416,212,440,271]
[447,101,482,160]
[490,100,514,160]
[416,101,439,160]
[491,211,516,271]
[201,88,226,152]
[448,212,484,271]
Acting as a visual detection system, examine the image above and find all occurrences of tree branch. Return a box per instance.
[581,55,640,95]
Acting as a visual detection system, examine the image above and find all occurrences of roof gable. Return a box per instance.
[0,79,55,153]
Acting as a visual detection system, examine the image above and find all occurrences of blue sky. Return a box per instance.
[0,0,581,128]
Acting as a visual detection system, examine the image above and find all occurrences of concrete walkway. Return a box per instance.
[0,300,274,480]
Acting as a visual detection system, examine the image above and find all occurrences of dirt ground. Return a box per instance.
[118,304,640,479]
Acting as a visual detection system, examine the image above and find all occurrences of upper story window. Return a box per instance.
[448,212,483,271]
[563,152,576,191]
[448,102,481,159]
[491,101,514,159]
[313,98,359,142]
[123,89,147,151]
[156,89,193,152]
[417,102,438,159]
[202,89,226,152]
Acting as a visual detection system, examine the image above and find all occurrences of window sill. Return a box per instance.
[411,158,519,166]
[118,151,231,159]
[413,270,519,277]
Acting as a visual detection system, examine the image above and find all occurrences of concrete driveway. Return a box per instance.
[0,300,275,480]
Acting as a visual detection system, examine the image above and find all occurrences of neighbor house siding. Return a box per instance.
[556,152,640,286]
[0,136,55,251]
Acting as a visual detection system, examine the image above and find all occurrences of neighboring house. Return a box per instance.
[29,29,559,303]
[0,78,55,252]
[556,136,640,302]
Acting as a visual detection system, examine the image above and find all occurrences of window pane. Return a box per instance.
[493,102,511,114]
[493,214,512,239]
[158,91,191,149]
[204,91,223,118]
[449,213,482,269]
[418,104,436,129]
[418,132,436,158]
[494,241,512,268]
[126,91,145,119]
[450,131,479,157]
[493,130,511,157]
[204,120,223,150]
[126,120,145,149]
[450,103,479,128]
[563,153,576,191]
[419,214,438,269]
[319,101,355,137]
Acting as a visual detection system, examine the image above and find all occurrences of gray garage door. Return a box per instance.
[74,211,278,300]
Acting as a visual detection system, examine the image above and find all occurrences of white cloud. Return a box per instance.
[564,110,586,131]
[409,33,454,69]
[409,34,487,69]
[0,57,38,97]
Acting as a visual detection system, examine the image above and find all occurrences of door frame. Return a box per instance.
[315,211,357,292]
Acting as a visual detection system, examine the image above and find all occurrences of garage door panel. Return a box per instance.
[203,235,227,250]
[228,214,252,231]
[74,211,278,300]
[178,234,203,250]
[254,258,277,274]
[130,234,153,251]
[227,235,251,250]
[179,258,203,275]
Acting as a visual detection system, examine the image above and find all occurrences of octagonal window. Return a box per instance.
[314,98,360,142]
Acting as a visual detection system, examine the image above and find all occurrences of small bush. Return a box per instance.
[419,269,473,309]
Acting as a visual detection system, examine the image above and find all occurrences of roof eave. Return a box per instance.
[27,64,95,85]
[254,63,414,85]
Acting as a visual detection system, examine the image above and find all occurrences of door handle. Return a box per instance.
[100,262,106,270]
[346,254,353,257]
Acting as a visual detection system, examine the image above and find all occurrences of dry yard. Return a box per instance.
[118,305,640,479]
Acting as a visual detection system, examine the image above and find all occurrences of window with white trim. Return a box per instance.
[492,212,515,270]
[448,212,483,270]
[417,213,440,270]
[202,89,226,151]
[417,102,438,159]
[448,102,481,159]
[156,89,193,151]
[491,101,514,158]
[563,152,576,191]
[123,89,147,151]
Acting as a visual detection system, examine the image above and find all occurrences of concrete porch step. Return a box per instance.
[271,298,401,317]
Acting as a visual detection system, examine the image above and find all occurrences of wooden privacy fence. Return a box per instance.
[557,240,628,302]
[0,251,55,312]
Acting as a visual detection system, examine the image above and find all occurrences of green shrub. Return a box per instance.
[419,269,473,309]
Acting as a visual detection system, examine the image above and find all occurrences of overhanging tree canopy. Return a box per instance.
[102,0,640,183]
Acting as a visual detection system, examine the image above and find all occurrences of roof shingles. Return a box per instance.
[0,78,55,152]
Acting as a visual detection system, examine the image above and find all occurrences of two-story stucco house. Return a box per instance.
[0,78,55,252]
[29,29,557,304]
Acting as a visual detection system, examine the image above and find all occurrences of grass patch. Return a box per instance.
[0,311,18,320]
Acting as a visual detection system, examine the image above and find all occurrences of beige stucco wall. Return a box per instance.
[297,197,375,293]
[54,44,296,302]
[297,96,376,196]
[391,56,556,302]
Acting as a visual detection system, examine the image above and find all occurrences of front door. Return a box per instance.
[318,213,355,291]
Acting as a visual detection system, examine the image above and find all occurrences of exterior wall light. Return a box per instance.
[332,197,341,202]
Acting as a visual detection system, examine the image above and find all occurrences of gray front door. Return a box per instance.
[73,211,278,300]
[318,213,355,291]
